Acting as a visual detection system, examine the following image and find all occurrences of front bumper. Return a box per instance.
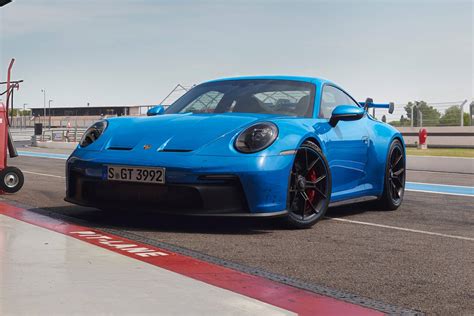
[65,150,294,215]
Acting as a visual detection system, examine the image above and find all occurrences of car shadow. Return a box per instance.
[29,205,284,235]
[328,201,379,217]
[28,202,379,235]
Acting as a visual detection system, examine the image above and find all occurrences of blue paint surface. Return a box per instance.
[406,182,474,196]
[66,76,406,213]
[16,77,472,214]
[18,151,69,160]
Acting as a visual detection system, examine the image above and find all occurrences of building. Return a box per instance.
[30,105,146,117]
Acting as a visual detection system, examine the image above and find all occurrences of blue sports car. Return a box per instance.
[65,76,406,228]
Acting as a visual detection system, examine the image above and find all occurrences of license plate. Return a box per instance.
[106,165,165,184]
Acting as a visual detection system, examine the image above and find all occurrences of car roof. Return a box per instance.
[204,75,336,87]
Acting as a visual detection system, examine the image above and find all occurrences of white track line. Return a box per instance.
[408,181,474,189]
[407,155,474,160]
[408,169,474,175]
[327,217,474,241]
[406,189,473,197]
[23,170,65,179]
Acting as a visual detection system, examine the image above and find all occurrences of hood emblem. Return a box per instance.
[143,144,152,150]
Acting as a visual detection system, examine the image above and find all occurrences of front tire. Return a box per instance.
[285,141,331,229]
[0,166,24,193]
[377,139,406,210]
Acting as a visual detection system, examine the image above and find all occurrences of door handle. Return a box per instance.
[362,136,369,145]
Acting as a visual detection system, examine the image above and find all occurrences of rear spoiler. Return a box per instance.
[359,98,394,114]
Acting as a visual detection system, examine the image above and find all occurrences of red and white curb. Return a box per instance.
[0,202,382,316]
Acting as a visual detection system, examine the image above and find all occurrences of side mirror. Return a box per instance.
[329,105,365,127]
[147,105,165,116]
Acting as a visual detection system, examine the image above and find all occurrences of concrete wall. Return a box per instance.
[11,114,143,128]
[396,126,474,148]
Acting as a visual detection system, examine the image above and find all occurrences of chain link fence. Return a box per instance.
[377,100,473,127]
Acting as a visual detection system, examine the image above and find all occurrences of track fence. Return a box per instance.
[380,100,473,127]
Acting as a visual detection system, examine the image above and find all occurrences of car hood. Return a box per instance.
[103,113,275,152]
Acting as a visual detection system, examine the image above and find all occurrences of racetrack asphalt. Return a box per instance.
[2,151,473,315]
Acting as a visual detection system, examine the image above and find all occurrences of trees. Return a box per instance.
[404,101,441,126]
[389,115,410,127]
[388,101,471,127]
[439,105,470,126]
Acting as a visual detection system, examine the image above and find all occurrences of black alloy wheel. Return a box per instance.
[378,139,405,210]
[286,141,331,229]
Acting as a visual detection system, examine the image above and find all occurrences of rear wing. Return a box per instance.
[359,98,394,114]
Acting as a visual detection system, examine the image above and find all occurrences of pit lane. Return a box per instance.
[3,150,473,315]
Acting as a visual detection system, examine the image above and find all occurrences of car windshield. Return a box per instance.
[166,79,316,117]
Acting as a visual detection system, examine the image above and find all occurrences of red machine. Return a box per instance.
[0,58,24,193]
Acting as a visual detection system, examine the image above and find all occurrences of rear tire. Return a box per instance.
[376,139,405,210]
[0,166,24,193]
[285,141,331,229]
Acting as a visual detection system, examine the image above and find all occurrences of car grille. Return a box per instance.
[67,171,249,214]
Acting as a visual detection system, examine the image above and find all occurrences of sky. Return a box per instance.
[0,0,472,114]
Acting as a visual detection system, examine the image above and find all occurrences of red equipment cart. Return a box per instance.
[0,58,24,193]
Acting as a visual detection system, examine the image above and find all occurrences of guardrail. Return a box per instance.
[396,126,474,148]
[10,116,113,129]
[34,128,86,143]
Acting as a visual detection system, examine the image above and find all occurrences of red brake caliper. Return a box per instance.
[305,168,317,210]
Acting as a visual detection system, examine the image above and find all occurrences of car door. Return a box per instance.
[318,85,370,199]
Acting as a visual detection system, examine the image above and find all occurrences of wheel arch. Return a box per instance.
[391,134,406,154]
[298,135,326,153]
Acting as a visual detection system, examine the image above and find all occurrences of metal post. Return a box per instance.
[470,101,474,126]
[10,87,14,126]
[41,89,46,126]
[74,119,78,142]
[48,99,53,129]
[23,103,27,130]
[418,109,423,128]
[459,99,467,127]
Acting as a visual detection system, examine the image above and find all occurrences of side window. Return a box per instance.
[320,86,358,119]
[179,91,223,114]
[342,92,360,107]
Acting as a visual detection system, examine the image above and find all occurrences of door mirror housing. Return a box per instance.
[147,105,165,116]
[329,105,365,127]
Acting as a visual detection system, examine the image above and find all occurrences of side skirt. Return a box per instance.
[329,195,379,208]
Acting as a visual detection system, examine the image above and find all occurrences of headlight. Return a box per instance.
[235,122,278,153]
[79,120,108,148]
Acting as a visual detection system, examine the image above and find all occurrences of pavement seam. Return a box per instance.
[10,201,423,316]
